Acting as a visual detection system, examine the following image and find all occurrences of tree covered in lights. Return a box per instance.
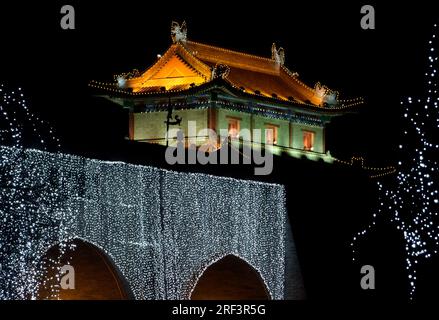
[0,84,72,299]
[353,23,439,299]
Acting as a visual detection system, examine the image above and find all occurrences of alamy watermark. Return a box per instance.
[360,264,375,290]
[60,5,375,31]
[164,121,274,175]
[60,264,75,290]
[60,5,75,30]
[360,5,375,30]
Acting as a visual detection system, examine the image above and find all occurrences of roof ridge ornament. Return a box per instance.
[271,43,285,65]
[171,21,187,43]
[211,63,230,80]
[314,82,339,107]
[114,69,140,88]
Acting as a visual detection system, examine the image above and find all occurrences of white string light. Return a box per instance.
[1,144,287,299]
[0,84,69,300]
[352,23,439,299]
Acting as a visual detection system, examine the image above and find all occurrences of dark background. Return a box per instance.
[1,1,438,301]
[0,1,437,163]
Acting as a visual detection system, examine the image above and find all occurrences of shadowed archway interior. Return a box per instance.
[191,255,270,300]
[38,239,131,300]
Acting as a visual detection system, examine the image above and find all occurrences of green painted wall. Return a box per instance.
[133,109,208,143]
[252,115,290,147]
[133,107,325,154]
[216,109,251,140]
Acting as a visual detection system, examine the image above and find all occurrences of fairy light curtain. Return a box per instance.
[0,146,287,300]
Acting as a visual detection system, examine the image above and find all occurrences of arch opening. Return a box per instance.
[38,239,132,300]
[190,255,270,300]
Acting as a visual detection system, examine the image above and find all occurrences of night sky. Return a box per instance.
[0,1,437,164]
[1,0,439,302]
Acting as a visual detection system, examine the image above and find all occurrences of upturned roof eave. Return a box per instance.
[90,78,360,117]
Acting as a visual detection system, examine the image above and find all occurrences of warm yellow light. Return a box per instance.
[127,54,207,93]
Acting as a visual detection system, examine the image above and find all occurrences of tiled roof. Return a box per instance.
[182,41,321,104]
[90,39,363,110]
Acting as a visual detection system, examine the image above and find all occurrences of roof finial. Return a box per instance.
[314,82,339,106]
[211,63,230,80]
[271,43,285,65]
[171,21,187,43]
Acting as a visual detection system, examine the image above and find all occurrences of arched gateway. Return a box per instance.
[38,239,133,300]
[191,255,270,300]
[0,146,304,300]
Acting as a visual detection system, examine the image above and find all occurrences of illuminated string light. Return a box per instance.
[334,156,397,179]
[0,84,68,300]
[1,144,287,299]
[352,23,439,299]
